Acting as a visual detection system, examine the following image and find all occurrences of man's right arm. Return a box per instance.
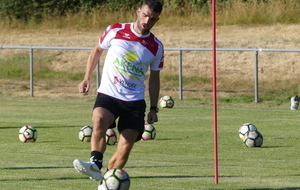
[78,45,104,93]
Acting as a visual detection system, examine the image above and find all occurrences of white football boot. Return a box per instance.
[73,159,102,181]
[290,95,299,110]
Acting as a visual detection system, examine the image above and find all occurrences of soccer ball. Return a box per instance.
[19,125,38,142]
[78,126,93,142]
[99,168,130,190]
[106,129,117,145]
[238,123,257,141]
[159,95,174,108]
[141,124,156,141]
[244,130,263,147]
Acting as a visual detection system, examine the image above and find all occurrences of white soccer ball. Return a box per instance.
[78,126,93,142]
[106,129,117,145]
[141,124,156,141]
[238,123,257,141]
[19,125,38,142]
[159,95,174,108]
[244,130,263,147]
[99,168,130,190]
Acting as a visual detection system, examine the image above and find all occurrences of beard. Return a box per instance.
[136,20,150,35]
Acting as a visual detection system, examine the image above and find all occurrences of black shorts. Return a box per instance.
[93,93,146,141]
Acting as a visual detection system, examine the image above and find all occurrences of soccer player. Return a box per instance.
[73,0,164,182]
[291,95,299,110]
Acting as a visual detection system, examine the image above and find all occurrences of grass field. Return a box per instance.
[1,96,300,190]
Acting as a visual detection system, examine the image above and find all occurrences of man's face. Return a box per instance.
[136,5,160,35]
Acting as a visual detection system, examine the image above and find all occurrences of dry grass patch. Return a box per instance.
[1,24,300,100]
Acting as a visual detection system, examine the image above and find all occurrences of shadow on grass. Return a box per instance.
[0,176,87,182]
[131,175,240,179]
[153,138,183,141]
[0,125,81,129]
[240,188,300,190]
[127,164,200,169]
[0,126,24,129]
[259,146,289,148]
[2,166,73,170]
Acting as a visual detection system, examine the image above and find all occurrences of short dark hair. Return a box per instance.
[142,0,163,13]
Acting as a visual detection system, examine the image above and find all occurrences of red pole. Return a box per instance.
[212,0,219,184]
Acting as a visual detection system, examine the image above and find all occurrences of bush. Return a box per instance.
[0,0,102,23]
[0,0,299,26]
[0,0,209,23]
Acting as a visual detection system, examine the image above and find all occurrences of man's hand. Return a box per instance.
[78,78,90,93]
[147,111,158,124]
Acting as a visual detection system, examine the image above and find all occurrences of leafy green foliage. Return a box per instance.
[0,0,299,26]
[0,0,80,23]
[0,0,140,22]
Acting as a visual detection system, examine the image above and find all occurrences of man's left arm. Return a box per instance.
[147,70,160,124]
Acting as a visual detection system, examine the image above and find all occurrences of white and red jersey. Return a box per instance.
[97,23,164,101]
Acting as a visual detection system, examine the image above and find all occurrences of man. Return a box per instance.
[73,0,164,182]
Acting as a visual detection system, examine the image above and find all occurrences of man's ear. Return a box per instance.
[137,7,141,15]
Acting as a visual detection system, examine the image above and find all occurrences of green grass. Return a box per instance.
[1,96,300,190]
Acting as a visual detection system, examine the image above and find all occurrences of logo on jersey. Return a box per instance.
[124,51,138,62]
[113,50,144,80]
[123,33,130,39]
[142,40,155,48]
[114,76,137,90]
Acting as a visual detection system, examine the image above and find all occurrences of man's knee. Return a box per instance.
[92,107,115,129]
